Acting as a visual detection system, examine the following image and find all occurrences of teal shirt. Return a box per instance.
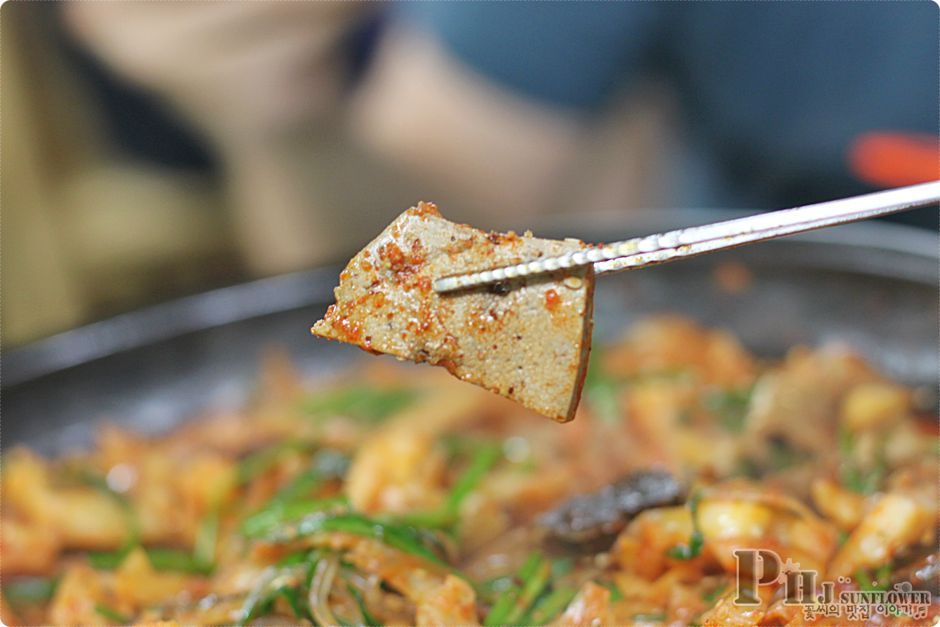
[402,2,937,219]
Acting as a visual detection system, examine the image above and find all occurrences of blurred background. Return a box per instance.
[2,1,937,347]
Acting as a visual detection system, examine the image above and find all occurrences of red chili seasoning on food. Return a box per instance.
[415,276,432,294]
[330,315,362,343]
[410,201,440,218]
[545,288,560,311]
[380,242,407,272]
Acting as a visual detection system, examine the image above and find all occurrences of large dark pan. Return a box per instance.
[3,209,936,456]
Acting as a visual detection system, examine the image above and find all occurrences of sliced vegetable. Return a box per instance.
[268,512,449,568]
[299,386,418,423]
[401,444,501,529]
[484,587,520,627]
[855,564,892,592]
[87,550,128,570]
[478,576,514,605]
[597,580,623,602]
[241,449,351,537]
[270,469,324,507]
[88,547,213,574]
[581,350,625,424]
[666,491,704,560]
[238,560,317,625]
[346,582,380,626]
[526,586,577,624]
[854,565,902,617]
[704,386,752,433]
[274,450,350,502]
[505,556,551,624]
[483,553,569,626]
[94,603,132,624]
[277,549,318,567]
[278,585,309,620]
[445,444,500,515]
[586,377,623,424]
[236,440,312,485]
[241,448,350,534]
[838,428,886,494]
[3,576,58,607]
[842,462,885,494]
[148,548,215,575]
[193,509,219,570]
[73,466,141,556]
[241,496,349,537]
[88,545,206,574]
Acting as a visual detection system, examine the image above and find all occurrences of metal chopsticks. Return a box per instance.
[432,180,940,294]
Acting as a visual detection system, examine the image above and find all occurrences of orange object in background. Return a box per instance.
[849,132,938,188]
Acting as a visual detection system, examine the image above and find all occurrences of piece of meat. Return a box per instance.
[311,202,595,422]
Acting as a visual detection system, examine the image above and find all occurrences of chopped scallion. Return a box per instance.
[401,444,500,529]
[298,387,418,423]
[526,586,576,624]
[241,496,349,537]
[3,576,58,607]
[94,603,131,624]
[269,512,448,568]
[666,491,704,560]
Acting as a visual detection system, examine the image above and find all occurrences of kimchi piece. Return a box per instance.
[311,202,595,421]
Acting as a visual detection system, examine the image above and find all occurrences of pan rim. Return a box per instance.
[2,209,935,388]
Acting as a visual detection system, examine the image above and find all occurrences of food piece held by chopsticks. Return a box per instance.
[311,202,595,422]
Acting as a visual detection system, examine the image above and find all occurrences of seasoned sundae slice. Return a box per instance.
[312,202,595,421]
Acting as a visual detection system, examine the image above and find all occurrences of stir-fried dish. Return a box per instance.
[3,316,936,625]
[312,202,595,422]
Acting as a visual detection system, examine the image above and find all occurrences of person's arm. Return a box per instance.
[351,26,581,220]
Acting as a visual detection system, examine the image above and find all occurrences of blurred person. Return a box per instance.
[60,1,936,287]
[5,2,934,344]
[66,2,937,218]
[61,1,668,281]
